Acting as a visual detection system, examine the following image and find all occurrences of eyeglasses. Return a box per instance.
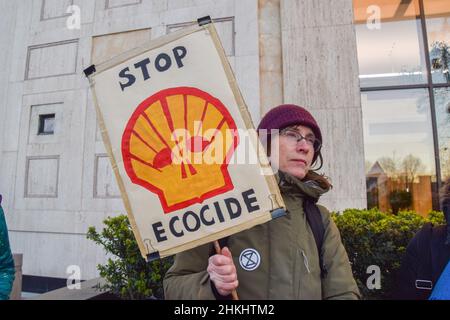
[279,129,322,151]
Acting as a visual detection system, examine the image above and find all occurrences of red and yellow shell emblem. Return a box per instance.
[122,87,239,213]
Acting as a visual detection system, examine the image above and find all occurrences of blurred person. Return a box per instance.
[394,178,450,300]
[0,195,15,300]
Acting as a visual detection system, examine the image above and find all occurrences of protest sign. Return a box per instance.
[85,18,285,260]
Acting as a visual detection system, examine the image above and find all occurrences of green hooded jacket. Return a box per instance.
[163,172,360,300]
[0,205,15,300]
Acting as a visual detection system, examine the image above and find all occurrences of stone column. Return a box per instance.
[280,0,367,211]
[0,1,18,196]
[258,0,284,117]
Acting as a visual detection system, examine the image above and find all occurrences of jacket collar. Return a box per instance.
[275,171,330,201]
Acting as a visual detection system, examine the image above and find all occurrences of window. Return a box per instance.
[424,0,450,84]
[38,114,55,135]
[354,0,450,214]
[434,87,450,181]
[354,0,428,87]
[362,89,437,215]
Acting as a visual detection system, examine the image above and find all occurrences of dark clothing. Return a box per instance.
[0,205,15,300]
[394,224,450,300]
[164,171,360,300]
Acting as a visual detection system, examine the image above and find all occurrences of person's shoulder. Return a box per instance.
[316,204,330,214]
[411,223,447,243]
[405,223,433,256]
[315,204,332,226]
[430,224,448,246]
[413,222,433,239]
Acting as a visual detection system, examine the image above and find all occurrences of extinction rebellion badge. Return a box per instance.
[239,248,261,271]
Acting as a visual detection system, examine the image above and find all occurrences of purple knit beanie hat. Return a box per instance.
[258,104,322,143]
[257,104,322,163]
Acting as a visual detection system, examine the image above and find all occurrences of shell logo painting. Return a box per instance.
[121,87,239,213]
[85,19,284,259]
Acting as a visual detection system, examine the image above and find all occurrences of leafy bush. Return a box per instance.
[87,215,173,300]
[332,208,446,300]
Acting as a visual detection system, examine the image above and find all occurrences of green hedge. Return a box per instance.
[332,208,445,299]
[87,215,173,300]
[88,210,446,300]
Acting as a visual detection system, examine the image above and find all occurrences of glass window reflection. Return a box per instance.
[425,0,450,84]
[362,89,437,215]
[354,0,428,87]
[434,88,450,181]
